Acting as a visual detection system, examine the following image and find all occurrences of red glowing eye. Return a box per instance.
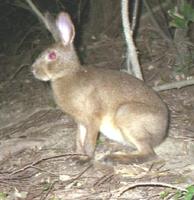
[48,51,57,60]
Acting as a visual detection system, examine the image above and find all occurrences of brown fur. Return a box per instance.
[32,12,168,165]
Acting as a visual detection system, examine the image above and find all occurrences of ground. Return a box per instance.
[0,27,194,200]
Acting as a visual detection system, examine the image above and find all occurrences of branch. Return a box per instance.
[118,182,187,197]
[121,0,143,80]
[10,153,84,175]
[153,79,194,91]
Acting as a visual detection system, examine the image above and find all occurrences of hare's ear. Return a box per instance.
[44,12,61,42]
[56,12,75,45]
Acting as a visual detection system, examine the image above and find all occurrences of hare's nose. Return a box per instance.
[31,65,36,75]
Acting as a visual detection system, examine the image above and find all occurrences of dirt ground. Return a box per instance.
[0,28,194,200]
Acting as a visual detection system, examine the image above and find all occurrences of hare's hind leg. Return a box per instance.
[103,103,163,164]
[103,136,157,164]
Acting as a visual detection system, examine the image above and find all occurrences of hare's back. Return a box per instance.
[83,67,162,106]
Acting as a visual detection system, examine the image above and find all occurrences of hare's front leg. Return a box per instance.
[76,123,99,160]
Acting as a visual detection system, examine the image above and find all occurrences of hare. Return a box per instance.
[32,12,168,164]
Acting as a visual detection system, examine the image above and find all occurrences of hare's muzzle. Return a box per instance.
[31,64,39,79]
[31,64,50,81]
[31,66,36,76]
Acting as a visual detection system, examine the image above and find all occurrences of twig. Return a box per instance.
[121,0,143,80]
[10,153,84,175]
[153,78,194,91]
[118,182,187,197]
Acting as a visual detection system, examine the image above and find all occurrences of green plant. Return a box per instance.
[168,1,194,29]
[160,189,170,199]
[0,192,7,200]
[160,185,194,200]
[173,185,194,200]
[184,185,194,200]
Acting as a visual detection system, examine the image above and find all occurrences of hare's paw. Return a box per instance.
[102,152,157,165]
[69,154,91,165]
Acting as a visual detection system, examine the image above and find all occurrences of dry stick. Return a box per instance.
[10,153,84,175]
[153,79,194,91]
[121,0,143,80]
[118,182,187,197]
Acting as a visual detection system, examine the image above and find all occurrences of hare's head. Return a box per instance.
[32,12,80,81]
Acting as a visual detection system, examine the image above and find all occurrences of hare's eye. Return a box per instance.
[48,51,57,60]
